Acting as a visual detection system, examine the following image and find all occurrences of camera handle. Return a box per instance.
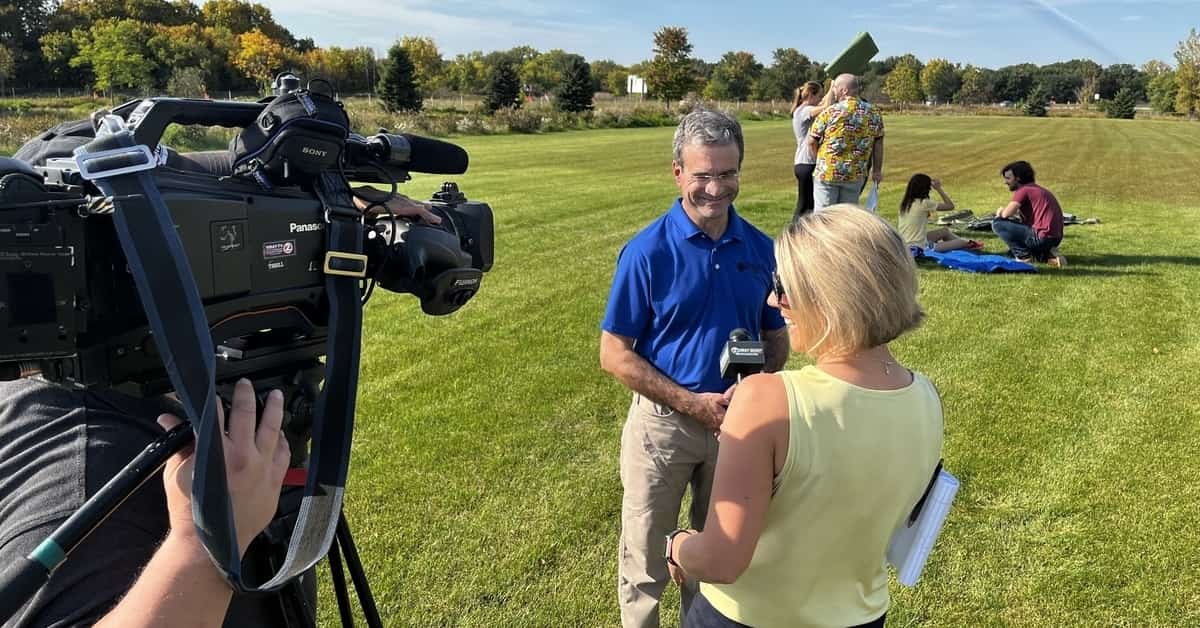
[0,422,194,624]
[110,97,266,152]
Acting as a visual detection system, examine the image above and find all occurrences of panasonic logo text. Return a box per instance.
[290,222,325,233]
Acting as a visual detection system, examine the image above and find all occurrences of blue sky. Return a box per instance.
[255,0,1197,69]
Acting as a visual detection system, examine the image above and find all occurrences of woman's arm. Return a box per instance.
[931,179,955,211]
[670,373,790,584]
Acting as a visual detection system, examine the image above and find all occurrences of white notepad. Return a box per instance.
[887,468,959,587]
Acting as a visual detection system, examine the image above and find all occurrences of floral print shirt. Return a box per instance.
[810,97,885,183]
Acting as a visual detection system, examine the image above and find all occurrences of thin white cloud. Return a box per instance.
[1018,0,1123,63]
[1120,14,1143,21]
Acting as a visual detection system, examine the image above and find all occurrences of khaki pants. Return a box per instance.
[618,394,719,628]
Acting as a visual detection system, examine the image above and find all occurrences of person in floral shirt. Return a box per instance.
[806,74,885,211]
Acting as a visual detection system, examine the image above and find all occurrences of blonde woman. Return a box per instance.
[665,205,945,628]
[791,81,833,218]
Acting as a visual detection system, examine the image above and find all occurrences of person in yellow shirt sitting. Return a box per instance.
[665,205,945,628]
[897,173,981,253]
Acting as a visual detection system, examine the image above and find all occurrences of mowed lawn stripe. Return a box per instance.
[315,115,1199,626]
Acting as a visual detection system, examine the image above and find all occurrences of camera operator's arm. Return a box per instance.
[352,186,442,224]
[94,380,290,628]
[600,331,727,431]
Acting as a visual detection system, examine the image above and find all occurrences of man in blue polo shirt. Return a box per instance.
[599,109,789,628]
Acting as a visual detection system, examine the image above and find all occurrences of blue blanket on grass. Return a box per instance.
[921,249,1036,273]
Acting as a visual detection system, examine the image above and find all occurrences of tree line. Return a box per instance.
[1,3,1198,117]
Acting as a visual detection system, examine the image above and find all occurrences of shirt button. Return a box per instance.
[714,264,721,270]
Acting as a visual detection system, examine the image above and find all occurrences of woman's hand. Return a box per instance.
[159,379,291,557]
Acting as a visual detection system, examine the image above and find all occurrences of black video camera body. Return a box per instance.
[0,94,494,399]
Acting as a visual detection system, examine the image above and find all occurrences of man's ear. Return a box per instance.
[672,160,683,181]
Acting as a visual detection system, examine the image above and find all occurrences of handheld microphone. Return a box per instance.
[719,328,765,382]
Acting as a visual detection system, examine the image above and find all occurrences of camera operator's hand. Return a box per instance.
[94,380,290,628]
[352,186,442,225]
[687,392,729,432]
[158,379,290,557]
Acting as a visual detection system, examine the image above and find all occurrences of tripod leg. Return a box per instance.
[335,514,382,628]
[328,538,356,627]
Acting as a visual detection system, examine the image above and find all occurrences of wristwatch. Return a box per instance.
[664,528,690,568]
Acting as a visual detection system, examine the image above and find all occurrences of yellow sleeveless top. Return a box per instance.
[701,366,944,628]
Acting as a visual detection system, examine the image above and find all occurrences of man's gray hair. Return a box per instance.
[672,109,744,166]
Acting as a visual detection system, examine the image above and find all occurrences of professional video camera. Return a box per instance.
[0,88,493,398]
[0,76,494,626]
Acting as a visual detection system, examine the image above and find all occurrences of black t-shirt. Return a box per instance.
[0,380,315,627]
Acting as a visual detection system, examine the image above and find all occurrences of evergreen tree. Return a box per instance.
[1023,86,1048,117]
[1106,87,1136,119]
[484,61,521,112]
[378,43,422,112]
[556,56,593,112]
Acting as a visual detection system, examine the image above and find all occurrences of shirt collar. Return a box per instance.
[667,198,745,243]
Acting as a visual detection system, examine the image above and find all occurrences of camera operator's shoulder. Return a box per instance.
[0,379,82,417]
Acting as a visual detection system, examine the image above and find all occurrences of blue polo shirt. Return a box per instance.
[602,199,787,394]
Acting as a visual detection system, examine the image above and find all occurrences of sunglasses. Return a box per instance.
[772,271,788,305]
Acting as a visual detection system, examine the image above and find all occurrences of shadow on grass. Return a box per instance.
[916,259,1154,277]
[1060,254,1200,268]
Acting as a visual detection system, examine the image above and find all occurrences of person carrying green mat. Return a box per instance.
[806,74,885,211]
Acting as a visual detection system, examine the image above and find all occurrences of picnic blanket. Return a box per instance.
[919,249,1036,273]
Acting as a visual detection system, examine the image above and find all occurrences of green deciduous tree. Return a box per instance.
[753,48,821,101]
[378,42,422,112]
[589,59,627,95]
[72,19,157,93]
[920,58,958,103]
[521,49,582,97]
[703,50,761,101]
[954,65,993,104]
[883,61,922,104]
[556,56,593,112]
[401,35,444,96]
[445,51,488,94]
[1147,69,1178,114]
[1174,28,1200,117]
[644,26,697,102]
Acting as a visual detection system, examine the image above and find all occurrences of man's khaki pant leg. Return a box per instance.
[618,394,718,628]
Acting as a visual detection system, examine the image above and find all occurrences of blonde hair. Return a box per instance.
[790,81,823,114]
[775,205,925,359]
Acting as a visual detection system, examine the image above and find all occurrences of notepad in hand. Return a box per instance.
[887,466,959,587]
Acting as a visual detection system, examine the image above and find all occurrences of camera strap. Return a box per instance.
[73,121,364,593]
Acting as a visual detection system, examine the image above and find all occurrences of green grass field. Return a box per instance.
[336,115,1200,627]
[8,111,1195,625]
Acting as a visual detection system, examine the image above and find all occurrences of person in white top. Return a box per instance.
[790,81,833,219]
[897,174,981,252]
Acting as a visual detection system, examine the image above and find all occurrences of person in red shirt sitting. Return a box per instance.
[992,160,1066,267]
